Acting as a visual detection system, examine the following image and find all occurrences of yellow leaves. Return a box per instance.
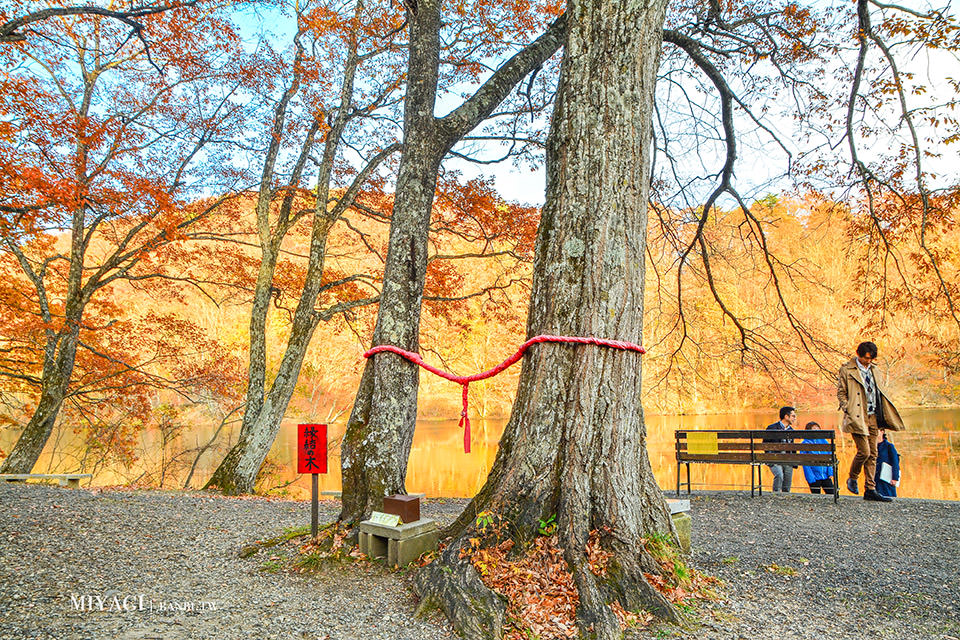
[609,600,654,628]
[765,563,798,576]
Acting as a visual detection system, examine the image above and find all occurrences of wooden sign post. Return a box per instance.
[297,424,328,537]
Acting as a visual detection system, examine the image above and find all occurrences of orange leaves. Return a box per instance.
[0,0,252,436]
[462,526,653,640]
[297,522,351,556]
[643,570,723,606]
[466,534,579,640]
[434,0,561,87]
[642,572,694,604]
[433,174,539,259]
[585,527,613,577]
[640,533,723,607]
[608,600,654,629]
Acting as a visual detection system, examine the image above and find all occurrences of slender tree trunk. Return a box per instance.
[415,1,675,638]
[203,243,284,494]
[205,220,335,494]
[339,4,567,526]
[0,379,69,473]
[340,0,443,524]
[1,319,81,473]
[205,20,378,494]
[2,77,93,474]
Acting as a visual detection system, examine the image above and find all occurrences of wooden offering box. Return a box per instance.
[383,494,420,524]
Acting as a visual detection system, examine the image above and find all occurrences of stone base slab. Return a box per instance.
[358,518,439,567]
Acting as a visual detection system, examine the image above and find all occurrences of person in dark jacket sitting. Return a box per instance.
[764,406,797,492]
[801,421,836,494]
[874,431,901,497]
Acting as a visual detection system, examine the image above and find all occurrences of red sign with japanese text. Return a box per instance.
[297,424,327,474]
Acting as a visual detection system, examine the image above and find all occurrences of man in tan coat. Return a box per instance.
[837,341,905,502]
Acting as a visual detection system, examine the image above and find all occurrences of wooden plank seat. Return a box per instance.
[675,430,838,503]
[0,473,92,489]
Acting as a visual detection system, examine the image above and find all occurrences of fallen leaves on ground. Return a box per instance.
[465,529,654,640]
[466,534,579,640]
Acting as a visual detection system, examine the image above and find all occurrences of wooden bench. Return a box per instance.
[675,430,838,503]
[0,473,92,489]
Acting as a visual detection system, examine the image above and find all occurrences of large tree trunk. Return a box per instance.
[339,4,567,526]
[414,1,674,638]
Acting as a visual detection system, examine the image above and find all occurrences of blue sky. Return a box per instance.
[228,0,960,208]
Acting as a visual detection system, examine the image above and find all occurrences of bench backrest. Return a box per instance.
[675,430,837,465]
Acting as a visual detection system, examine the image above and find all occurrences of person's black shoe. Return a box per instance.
[864,489,892,502]
[846,477,859,495]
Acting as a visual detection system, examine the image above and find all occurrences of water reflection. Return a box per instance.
[5,408,958,501]
[262,408,960,501]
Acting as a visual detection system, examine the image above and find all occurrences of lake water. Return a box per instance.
[256,407,960,501]
[8,407,960,501]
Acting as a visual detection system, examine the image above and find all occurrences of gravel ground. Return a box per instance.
[0,483,463,640]
[637,491,960,640]
[1,484,958,640]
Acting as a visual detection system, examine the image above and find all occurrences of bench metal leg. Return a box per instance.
[686,463,691,495]
[676,463,680,497]
[834,463,839,504]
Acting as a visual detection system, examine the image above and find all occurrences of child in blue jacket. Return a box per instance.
[874,432,901,497]
[801,421,836,494]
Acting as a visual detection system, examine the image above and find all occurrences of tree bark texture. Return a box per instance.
[1,76,92,474]
[340,4,568,526]
[414,1,675,638]
[339,0,444,524]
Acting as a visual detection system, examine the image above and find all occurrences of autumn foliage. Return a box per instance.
[455,515,724,639]
[0,0,958,487]
[0,1,251,473]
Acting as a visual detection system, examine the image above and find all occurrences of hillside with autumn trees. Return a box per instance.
[5,2,960,638]
[2,187,958,483]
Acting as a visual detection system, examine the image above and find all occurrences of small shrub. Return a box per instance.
[537,514,556,536]
[765,563,797,576]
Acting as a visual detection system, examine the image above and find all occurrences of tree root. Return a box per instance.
[571,562,622,640]
[414,547,507,640]
[600,553,681,625]
[416,532,681,640]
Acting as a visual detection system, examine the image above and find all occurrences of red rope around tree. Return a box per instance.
[363,335,646,453]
